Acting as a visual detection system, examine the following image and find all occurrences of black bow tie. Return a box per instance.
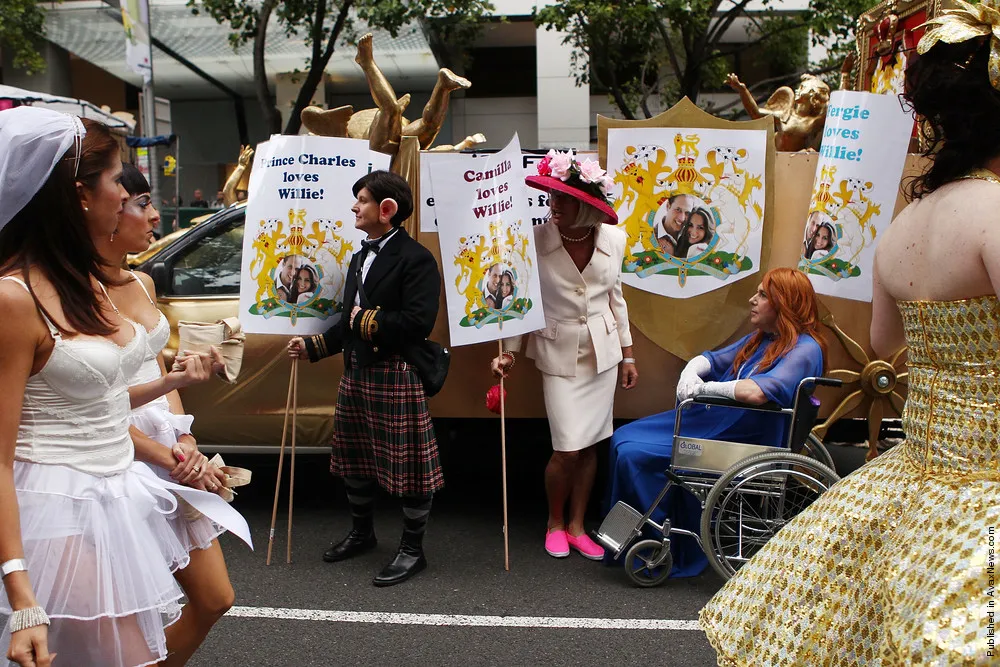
[360,238,381,255]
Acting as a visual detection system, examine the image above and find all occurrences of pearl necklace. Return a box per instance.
[560,227,593,243]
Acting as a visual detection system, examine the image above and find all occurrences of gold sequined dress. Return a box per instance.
[700,296,1000,666]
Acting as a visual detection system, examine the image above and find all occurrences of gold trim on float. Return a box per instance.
[811,305,908,462]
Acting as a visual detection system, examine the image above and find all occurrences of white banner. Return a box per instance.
[238,135,376,336]
[431,135,546,347]
[121,0,152,83]
[798,91,911,302]
[420,151,595,233]
[606,128,768,298]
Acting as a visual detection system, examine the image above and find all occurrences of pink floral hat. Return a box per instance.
[525,150,618,224]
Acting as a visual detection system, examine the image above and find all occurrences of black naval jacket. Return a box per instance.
[303,228,441,369]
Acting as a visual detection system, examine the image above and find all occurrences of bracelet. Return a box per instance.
[622,357,636,364]
[501,351,516,369]
[0,559,26,578]
[8,606,49,633]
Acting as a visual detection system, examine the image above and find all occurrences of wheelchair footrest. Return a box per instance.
[596,502,644,557]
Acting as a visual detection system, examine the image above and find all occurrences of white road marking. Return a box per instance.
[226,606,701,630]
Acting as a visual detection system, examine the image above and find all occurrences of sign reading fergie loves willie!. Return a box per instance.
[431,134,546,347]
[238,135,379,336]
[798,90,911,302]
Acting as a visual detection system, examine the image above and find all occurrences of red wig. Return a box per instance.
[732,268,827,375]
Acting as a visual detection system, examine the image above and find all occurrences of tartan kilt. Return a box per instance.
[330,352,443,496]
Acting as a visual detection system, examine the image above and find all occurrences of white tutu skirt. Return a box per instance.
[129,405,224,552]
[0,461,190,667]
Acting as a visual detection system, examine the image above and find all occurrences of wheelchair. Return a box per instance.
[597,376,843,587]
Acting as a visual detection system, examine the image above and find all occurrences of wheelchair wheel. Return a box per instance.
[700,452,839,580]
[623,539,672,588]
[799,432,836,472]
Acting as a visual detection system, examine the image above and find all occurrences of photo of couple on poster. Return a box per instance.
[654,193,717,260]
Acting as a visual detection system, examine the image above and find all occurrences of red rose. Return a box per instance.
[485,384,507,414]
[537,156,552,177]
[713,257,722,265]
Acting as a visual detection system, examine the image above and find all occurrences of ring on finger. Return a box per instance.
[193,465,201,473]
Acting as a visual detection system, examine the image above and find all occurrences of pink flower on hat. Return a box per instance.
[549,151,573,181]
[600,174,614,195]
[537,155,552,177]
[577,159,606,184]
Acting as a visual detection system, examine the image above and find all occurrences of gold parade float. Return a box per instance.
[180,11,934,452]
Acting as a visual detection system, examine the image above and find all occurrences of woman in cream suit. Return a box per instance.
[492,151,637,561]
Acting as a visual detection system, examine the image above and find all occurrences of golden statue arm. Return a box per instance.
[223,145,254,207]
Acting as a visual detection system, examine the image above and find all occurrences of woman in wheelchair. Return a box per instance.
[604,268,826,576]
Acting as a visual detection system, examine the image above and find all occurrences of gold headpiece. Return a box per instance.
[917,0,1000,90]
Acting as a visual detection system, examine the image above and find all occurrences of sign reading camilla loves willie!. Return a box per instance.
[238,135,380,336]
[431,134,546,348]
[419,151,597,233]
[798,90,911,302]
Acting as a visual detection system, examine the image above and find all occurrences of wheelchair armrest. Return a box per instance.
[690,395,784,412]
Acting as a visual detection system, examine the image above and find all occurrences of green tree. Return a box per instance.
[535,0,881,120]
[0,0,48,76]
[189,0,493,135]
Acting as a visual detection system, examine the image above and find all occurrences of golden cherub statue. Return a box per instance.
[300,33,486,154]
[726,72,832,152]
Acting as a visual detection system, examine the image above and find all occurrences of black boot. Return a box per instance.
[323,527,377,562]
[325,478,378,562]
[372,530,426,587]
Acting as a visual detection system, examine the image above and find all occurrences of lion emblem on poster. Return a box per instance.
[452,218,535,329]
[611,133,764,287]
[247,208,352,324]
[798,165,878,281]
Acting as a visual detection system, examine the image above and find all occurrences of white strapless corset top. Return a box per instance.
[129,312,171,411]
[17,320,147,476]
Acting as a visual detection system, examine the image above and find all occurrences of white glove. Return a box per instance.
[698,380,738,401]
[676,355,712,402]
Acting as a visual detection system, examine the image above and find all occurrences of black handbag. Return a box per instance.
[404,339,451,397]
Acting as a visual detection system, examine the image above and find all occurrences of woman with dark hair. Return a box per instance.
[702,9,1000,663]
[98,163,250,666]
[804,220,835,260]
[673,207,715,259]
[292,265,318,304]
[498,270,515,309]
[606,268,826,577]
[0,108,214,666]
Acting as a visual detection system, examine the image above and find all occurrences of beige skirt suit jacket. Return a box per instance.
[505,222,633,451]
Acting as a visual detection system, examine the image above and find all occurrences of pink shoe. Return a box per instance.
[567,532,605,560]
[545,529,570,558]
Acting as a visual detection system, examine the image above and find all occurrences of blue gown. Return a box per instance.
[605,333,825,577]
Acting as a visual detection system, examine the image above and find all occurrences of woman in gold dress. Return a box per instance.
[701,6,1000,664]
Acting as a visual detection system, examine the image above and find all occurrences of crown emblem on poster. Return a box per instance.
[286,224,306,254]
[810,165,837,214]
[671,133,704,195]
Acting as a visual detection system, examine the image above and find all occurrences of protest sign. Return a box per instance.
[430,135,546,347]
[420,151,596,232]
[238,135,375,335]
[798,91,912,302]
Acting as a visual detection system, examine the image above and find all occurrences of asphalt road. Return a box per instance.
[189,431,868,667]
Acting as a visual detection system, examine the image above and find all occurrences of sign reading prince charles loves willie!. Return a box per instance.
[238,135,379,336]
[798,91,911,302]
[430,134,546,348]
[606,127,768,299]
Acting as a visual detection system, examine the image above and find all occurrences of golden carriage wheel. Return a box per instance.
[810,310,907,463]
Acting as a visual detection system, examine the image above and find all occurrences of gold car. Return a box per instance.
[131,204,341,452]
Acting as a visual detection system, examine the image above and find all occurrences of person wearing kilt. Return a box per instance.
[287,171,443,587]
